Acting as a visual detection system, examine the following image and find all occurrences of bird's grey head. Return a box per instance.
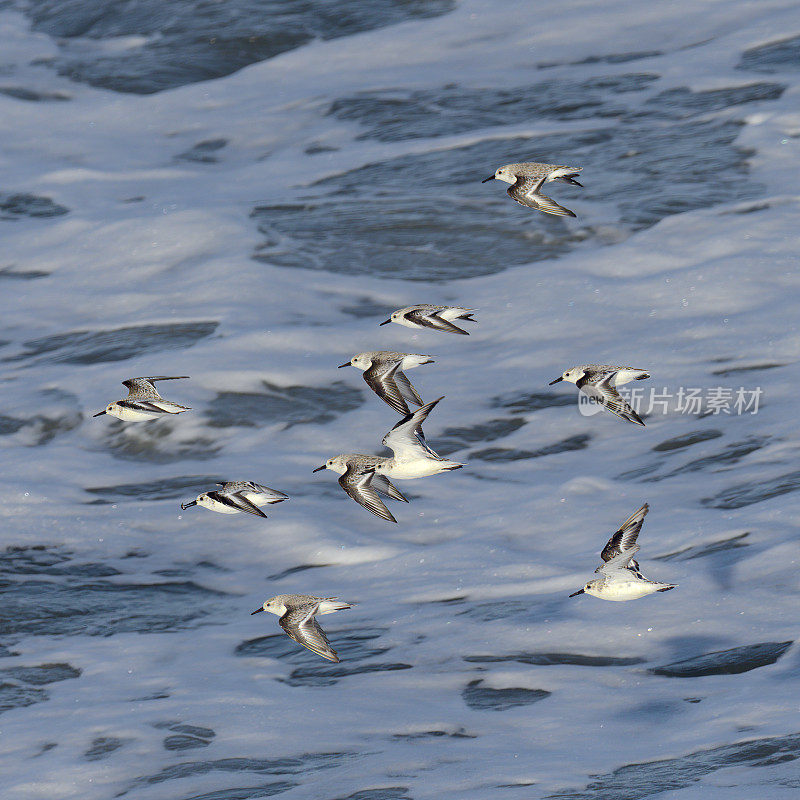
[181,493,208,510]
[251,595,280,615]
[250,594,286,617]
[570,579,602,598]
[341,353,372,371]
[482,165,516,185]
[550,367,584,386]
[380,310,403,326]
[313,456,346,474]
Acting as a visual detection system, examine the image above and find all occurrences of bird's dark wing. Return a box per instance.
[207,490,268,517]
[279,603,339,662]
[578,373,644,426]
[369,473,409,503]
[601,503,649,573]
[338,466,397,523]
[407,308,468,336]
[507,180,576,217]
[393,370,423,406]
[363,361,409,415]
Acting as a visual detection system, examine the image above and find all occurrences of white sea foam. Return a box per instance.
[1,0,799,798]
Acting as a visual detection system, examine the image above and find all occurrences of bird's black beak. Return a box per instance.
[567,178,583,187]
[180,500,197,510]
[93,410,107,417]
[481,175,495,183]
[312,465,326,472]
[549,377,563,385]
[379,319,391,326]
[338,362,351,368]
[568,589,585,597]
[250,607,264,615]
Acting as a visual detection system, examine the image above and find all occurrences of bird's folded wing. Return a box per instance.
[369,473,409,503]
[393,370,423,406]
[230,492,269,517]
[146,400,191,413]
[207,490,267,517]
[117,399,169,413]
[408,308,468,335]
[520,174,548,194]
[580,374,645,426]
[339,466,397,523]
[363,362,409,415]
[280,606,339,662]
[244,483,288,502]
[531,193,577,218]
[428,310,469,335]
[507,182,576,217]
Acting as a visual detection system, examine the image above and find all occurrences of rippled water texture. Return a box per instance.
[1,0,800,798]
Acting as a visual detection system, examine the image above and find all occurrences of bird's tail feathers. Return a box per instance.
[321,600,353,613]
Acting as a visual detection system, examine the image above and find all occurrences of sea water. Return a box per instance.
[1,1,800,798]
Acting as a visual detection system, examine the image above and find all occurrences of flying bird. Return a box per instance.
[93,376,190,421]
[380,305,476,336]
[549,364,649,425]
[251,594,353,662]
[339,351,433,415]
[482,161,582,217]
[569,503,676,601]
[181,481,288,518]
[313,397,462,522]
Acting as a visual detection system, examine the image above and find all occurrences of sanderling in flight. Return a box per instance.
[569,503,676,601]
[318,461,408,523]
[93,376,191,421]
[251,594,353,662]
[339,351,433,415]
[549,364,650,426]
[313,397,463,522]
[380,305,476,336]
[482,162,582,217]
[181,481,288,518]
